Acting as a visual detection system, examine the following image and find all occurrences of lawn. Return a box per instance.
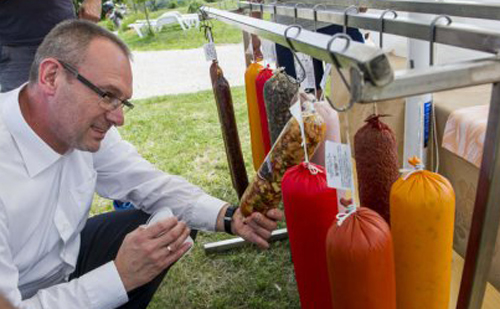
[91,87,301,308]
[109,2,244,51]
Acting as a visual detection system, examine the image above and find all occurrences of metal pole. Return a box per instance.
[350,58,500,103]
[240,2,500,55]
[241,0,500,21]
[200,6,394,87]
[457,83,500,309]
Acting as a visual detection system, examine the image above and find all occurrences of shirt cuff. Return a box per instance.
[79,261,128,309]
[192,194,227,231]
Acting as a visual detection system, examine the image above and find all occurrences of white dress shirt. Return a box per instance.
[0,86,226,308]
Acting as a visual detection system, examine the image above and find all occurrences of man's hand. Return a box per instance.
[114,217,192,292]
[233,208,284,249]
[78,0,102,22]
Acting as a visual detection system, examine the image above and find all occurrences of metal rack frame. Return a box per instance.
[200,3,500,308]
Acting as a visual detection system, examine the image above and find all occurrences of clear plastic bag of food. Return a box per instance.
[240,92,326,217]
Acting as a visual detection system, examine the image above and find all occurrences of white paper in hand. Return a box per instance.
[147,209,194,257]
[325,141,354,191]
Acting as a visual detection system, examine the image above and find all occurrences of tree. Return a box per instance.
[133,0,155,37]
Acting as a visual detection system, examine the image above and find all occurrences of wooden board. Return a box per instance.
[450,251,500,308]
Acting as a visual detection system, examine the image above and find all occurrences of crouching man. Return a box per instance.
[0,20,283,308]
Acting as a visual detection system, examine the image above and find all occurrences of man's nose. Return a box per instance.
[106,106,125,127]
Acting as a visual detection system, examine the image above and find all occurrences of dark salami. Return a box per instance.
[210,61,249,198]
[263,69,299,144]
[354,115,399,224]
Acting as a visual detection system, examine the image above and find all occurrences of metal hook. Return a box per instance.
[429,15,452,66]
[294,3,306,24]
[343,5,359,34]
[326,33,355,112]
[312,4,327,32]
[379,9,397,49]
[284,25,306,84]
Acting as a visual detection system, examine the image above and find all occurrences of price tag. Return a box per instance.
[294,52,315,89]
[204,42,217,62]
[261,39,277,64]
[325,141,354,191]
[320,63,332,91]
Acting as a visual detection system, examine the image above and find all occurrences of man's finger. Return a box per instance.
[145,217,178,238]
[163,225,191,253]
[160,242,193,269]
[246,219,272,240]
[152,221,187,248]
[265,208,284,222]
[247,212,277,232]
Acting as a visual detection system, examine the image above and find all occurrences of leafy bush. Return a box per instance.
[167,0,178,8]
[187,0,204,13]
[146,0,170,11]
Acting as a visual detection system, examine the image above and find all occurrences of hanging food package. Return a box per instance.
[390,157,455,309]
[282,162,338,309]
[209,61,249,198]
[255,65,274,155]
[263,68,299,144]
[245,62,265,170]
[326,207,397,309]
[311,100,341,167]
[354,115,399,223]
[239,92,326,217]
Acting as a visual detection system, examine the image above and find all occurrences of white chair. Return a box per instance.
[128,11,200,37]
[154,11,188,31]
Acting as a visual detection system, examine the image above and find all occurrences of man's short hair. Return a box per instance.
[29,19,132,83]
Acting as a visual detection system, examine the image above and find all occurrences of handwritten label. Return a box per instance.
[204,42,217,62]
[294,52,315,90]
[261,39,277,64]
[325,141,354,191]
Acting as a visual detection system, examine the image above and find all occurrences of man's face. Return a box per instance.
[52,38,133,153]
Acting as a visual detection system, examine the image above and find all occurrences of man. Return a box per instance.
[0,0,102,92]
[0,20,283,308]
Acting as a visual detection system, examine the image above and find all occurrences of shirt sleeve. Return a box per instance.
[92,127,226,231]
[0,201,128,309]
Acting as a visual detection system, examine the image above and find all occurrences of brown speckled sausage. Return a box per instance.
[354,115,399,224]
[210,61,249,198]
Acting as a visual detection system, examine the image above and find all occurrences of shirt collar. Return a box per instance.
[1,84,62,177]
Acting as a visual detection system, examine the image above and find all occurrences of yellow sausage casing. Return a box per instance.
[390,157,455,309]
[244,62,265,170]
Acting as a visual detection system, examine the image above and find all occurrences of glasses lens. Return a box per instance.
[98,95,116,111]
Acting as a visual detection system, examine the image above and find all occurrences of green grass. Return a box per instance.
[120,19,243,51]
[104,1,243,51]
[91,87,300,308]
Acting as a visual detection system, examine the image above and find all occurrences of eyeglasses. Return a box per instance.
[57,59,134,112]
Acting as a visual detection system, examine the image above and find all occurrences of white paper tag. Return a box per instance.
[204,42,217,62]
[325,141,354,190]
[320,63,332,91]
[261,39,277,64]
[294,52,315,89]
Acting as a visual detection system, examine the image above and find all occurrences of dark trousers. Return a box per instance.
[276,25,365,89]
[69,209,197,309]
[0,45,38,93]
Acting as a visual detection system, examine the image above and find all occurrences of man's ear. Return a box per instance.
[38,59,62,95]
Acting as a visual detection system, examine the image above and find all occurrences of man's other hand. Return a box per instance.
[114,217,192,292]
[78,0,102,22]
[233,208,284,249]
